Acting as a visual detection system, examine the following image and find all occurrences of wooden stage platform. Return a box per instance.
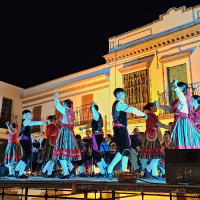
[0,176,199,198]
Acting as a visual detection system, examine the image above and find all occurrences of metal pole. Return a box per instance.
[25,188,28,200]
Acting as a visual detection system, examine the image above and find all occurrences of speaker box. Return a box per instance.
[165,149,200,184]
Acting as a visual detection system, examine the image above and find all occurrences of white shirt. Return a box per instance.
[175,87,188,114]
[116,100,146,117]
[91,106,99,121]
[23,118,44,126]
[55,97,68,124]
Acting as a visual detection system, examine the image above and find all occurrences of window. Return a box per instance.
[167,63,188,105]
[0,98,12,128]
[123,69,149,119]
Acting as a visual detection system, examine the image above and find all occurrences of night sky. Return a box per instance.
[0,0,199,88]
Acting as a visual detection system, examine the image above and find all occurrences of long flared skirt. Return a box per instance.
[140,137,164,159]
[4,142,22,165]
[52,127,82,161]
[38,139,54,164]
[171,117,200,149]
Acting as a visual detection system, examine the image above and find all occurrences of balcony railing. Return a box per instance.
[158,82,200,115]
[30,118,44,133]
[74,104,92,126]
[0,113,18,129]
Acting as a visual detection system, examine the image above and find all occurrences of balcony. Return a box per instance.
[74,104,92,126]
[157,82,200,115]
[0,113,18,129]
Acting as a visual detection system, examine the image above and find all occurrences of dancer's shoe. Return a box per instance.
[57,174,70,179]
[18,174,28,179]
[46,174,55,178]
[108,173,113,180]
[7,174,14,177]
[69,168,76,177]
[96,173,106,178]
[14,171,19,178]
[41,171,47,178]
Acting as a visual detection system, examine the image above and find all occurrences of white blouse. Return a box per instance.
[174,87,188,114]
[55,97,68,124]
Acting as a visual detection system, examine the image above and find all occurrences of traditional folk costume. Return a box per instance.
[15,118,45,178]
[4,125,22,176]
[50,97,81,178]
[91,105,105,176]
[107,100,146,179]
[38,122,58,164]
[140,113,169,177]
[170,87,200,149]
[140,113,168,159]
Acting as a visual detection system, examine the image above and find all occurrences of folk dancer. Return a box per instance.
[108,88,147,180]
[15,110,48,178]
[4,122,22,177]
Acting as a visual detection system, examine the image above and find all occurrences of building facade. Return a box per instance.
[1,5,200,139]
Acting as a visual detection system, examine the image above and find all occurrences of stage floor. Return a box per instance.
[0,176,199,195]
[0,176,166,184]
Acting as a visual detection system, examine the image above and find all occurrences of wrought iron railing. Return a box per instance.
[0,113,18,129]
[30,118,44,133]
[74,104,92,126]
[158,82,200,115]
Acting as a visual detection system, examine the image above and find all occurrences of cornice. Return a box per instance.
[22,79,109,104]
[22,85,109,108]
[158,50,192,64]
[22,74,108,100]
[118,61,150,74]
[104,23,200,63]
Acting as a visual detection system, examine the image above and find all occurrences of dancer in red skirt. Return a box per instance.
[38,116,58,176]
[51,93,82,179]
[4,122,22,177]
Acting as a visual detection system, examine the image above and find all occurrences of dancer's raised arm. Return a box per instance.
[154,101,172,113]
[54,93,65,114]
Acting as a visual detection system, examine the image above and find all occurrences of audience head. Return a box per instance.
[105,134,112,142]
[163,131,170,142]
[75,134,82,142]
[133,127,139,134]
[86,129,91,137]
[138,132,144,141]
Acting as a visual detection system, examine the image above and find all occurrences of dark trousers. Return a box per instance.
[92,134,103,163]
[20,140,32,163]
[113,126,130,157]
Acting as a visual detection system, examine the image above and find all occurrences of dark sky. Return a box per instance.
[0,0,199,88]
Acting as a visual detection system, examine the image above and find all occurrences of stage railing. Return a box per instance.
[0,113,18,129]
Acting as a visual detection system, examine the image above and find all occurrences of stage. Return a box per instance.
[0,176,199,200]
